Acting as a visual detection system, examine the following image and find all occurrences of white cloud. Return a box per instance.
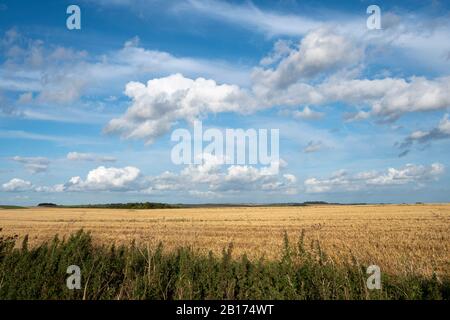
[179,0,322,37]
[106,29,359,142]
[303,140,325,153]
[124,35,140,48]
[2,178,33,192]
[34,154,297,195]
[259,39,294,66]
[35,184,65,193]
[258,72,450,121]
[304,163,445,193]
[182,1,450,73]
[283,174,297,184]
[144,154,296,194]
[292,106,324,120]
[365,163,444,186]
[4,25,450,145]
[11,156,50,174]
[367,77,450,119]
[6,157,443,199]
[252,28,363,91]
[0,31,250,110]
[0,129,103,146]
[17,92,33,104]
[66,166,141,191]
[188,190,221,198]
[105,73,248,143]
[439,114,450,134]
[400,114,450,150]
[105,26,450,144]
[67,152,116,163]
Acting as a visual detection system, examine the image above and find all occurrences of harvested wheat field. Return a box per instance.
[0,204,449,277]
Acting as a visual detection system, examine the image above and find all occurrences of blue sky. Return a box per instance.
[1,0,450,205]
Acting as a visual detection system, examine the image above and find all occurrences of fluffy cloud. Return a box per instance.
[67,152,116,163]
[4,26,450,146]
[11,156,50,173]
[15,154,296,196]
[146,155,296,195]
[4,160,443,198]
[259,40,294,66]
[0,30,249,109]
[304,163,445,193]
[105,74,248,143]
[258,29,450,120]
[292,106,324,120]
[106,29,362,142]
[65,166,141,191]
[2,178,33,192]
[371,77,450,118]
[1,178,64,193]
[252,28,363,90]
[105,26,450,145]
[364,163,444,186]
[260,75,450,122]
[253,28,450,120]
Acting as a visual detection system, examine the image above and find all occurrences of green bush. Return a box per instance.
[0,229,448,300]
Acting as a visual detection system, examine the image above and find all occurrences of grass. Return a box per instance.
[0,229,448,300]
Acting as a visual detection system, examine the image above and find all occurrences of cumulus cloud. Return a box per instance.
[10,156,50,173]
[292,106,324,120]
[358,77,450,120]
[259,40,294,66]
[252,28,363,90]
[4,159,443,199]
[2,178,33,192]
[145,154,296,195]
[3,26,450,147]
[13,154,297,196]
[1,177,64,193]
[0,30,250,114]
[67,152,116,163]
[105,26,450,145]
[65,166,142,191]
[106,29,361,142]
[304,163,445,193]
[253,28,450,120]
[265,76,450,122]
[105,74,249,143]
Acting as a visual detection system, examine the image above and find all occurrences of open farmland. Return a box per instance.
[0,204,449,277]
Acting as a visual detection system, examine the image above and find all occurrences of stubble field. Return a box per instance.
[0,204,449,277]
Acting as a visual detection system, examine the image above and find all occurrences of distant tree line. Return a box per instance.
[36,201,374,209]
[38,202,176,209]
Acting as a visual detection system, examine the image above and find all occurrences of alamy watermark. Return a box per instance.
[367,5,381,30]
[171,121,280,171]
[66,265,81,290]
[66,5,81,30]
[366,265,381,290]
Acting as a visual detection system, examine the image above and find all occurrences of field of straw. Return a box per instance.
[0,204,449,277]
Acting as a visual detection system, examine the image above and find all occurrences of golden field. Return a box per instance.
[0,204,449,277]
